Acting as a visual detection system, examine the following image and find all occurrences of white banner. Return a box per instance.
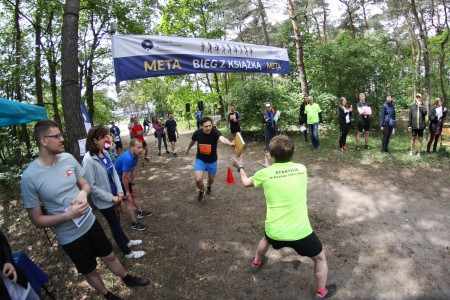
[112,35,290,82]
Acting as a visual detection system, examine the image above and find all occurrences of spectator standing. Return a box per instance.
[229,135,337,300]
[110,121,123,155]
[426,97,447,154]
[194,107,203,129]
[152,116,169,156]
[21,120,149,300]
[185,117,234,203]
[226,104,241,138]
[164,112,180,157]
[338,97,352,152]
[379,94,396,154]
[356,92,372,151]
[143,117,150,135]
[128,117,134,139]
[130,118,149,163]
[82,126,145,260]
[408,93,428,157]
[303,96,323,150]
[298,96,308,142]
[114,139,152,231]
[263,103,277,151]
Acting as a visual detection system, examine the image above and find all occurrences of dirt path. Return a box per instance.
[2,128,450,299]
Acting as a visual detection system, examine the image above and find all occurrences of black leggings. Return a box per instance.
[99,206,131,255]
[339,124,350,148]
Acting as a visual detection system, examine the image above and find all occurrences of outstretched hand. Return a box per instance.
[259,153,270,168]
[229,156,243,168]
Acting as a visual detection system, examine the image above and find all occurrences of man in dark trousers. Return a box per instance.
[226,104,241,138]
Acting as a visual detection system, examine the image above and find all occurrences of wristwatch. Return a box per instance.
[237,167,245,172]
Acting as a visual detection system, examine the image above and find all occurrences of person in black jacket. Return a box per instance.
[338,97,352,152]
[0,230,39,300]
[426,97,447,153]
[408,93,428,157]
[298,97,308,142]
[379,94,396,153]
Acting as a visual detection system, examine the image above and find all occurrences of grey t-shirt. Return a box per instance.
[21,153,95,245]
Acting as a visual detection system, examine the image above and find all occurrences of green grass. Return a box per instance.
[176,118,450,168]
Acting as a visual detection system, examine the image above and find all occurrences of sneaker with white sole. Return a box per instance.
[131,222,146,231]
[206,185,212,195]
[417,152,421,158]
[125,250,145,259]
[127,240,142,248]
[409,151,413,156]
[137,210,152,218]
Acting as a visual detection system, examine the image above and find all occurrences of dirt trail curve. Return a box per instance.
[125,130,450,299]
[3,128,449,299]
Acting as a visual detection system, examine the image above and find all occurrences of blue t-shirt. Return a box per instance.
[114,150,138,181]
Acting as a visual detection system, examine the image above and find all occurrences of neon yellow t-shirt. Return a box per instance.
[304,103,322,124]
[253,162,313,241]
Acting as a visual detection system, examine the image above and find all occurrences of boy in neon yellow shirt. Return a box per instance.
[229,135,336,300]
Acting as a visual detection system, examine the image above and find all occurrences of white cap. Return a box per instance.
[265,103,271,107]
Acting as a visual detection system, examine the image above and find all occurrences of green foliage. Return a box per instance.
[314,93,339,125]
[225,77,302,131]
[90,90,117,125]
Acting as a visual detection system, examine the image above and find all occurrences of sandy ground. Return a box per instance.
[2,125,450,299]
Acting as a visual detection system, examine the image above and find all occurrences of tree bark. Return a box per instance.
[438,0,449,105]
[256,0,270,46]
[287,0,309,96]
[411,0,431,109]
[61,0,86,161]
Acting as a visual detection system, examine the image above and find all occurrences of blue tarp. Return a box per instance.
[0,97,47,127]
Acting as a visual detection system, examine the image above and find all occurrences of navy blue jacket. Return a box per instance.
[380,101,396,127]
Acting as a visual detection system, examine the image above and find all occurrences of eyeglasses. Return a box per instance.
[44,133,64,139]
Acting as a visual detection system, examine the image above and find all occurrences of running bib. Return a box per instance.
[199,144,212,155]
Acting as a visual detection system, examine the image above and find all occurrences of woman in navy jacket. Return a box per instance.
[379,94,396,153]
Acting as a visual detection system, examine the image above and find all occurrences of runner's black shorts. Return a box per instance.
[411,128,424,137]
[62,220,113,275]
[357,120,370,132]
[265,231,323,257]
[115,141,123,149]
[168,132,177,142]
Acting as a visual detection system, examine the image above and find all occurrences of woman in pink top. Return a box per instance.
[152,116,169,155]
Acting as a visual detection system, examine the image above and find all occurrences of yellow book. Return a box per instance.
[234,132,245,157]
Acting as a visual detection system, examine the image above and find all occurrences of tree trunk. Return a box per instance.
[34,0,44,107]
[411,0,431,108]
[213,73,225,120]
[321,0,327,42]
[438,0,449,105]
[256,0,270,46]
[61,0,86,161]
[13,0,32,158]
[287,0,309,96]
[339,0,356,38]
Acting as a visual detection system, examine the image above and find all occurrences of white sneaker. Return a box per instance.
[417,152,421,158]
[125,250,145,259]
[409,151,413,156]
[127,240,142,248]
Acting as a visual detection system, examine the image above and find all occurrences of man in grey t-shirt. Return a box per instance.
[20,120,149,299]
